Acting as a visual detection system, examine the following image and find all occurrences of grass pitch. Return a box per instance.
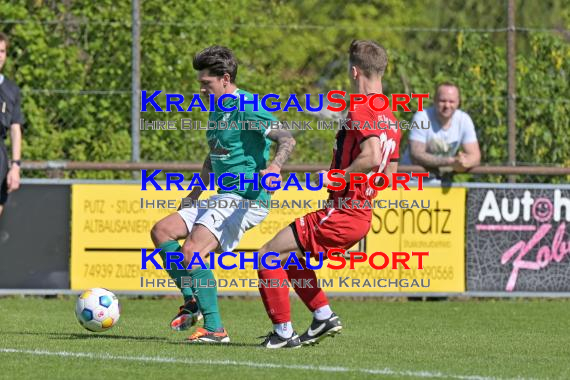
[0,296,568,379]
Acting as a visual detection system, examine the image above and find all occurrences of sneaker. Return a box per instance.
[259,331,301,349]
[170,298,203,331]
[299,313,342,346]
[186,327,230,343]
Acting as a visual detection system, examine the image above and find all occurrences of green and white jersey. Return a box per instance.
[207,89,276,203]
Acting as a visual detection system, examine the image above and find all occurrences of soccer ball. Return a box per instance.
[75,288,121,332]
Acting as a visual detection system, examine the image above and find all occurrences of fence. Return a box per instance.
[1,0,568,182]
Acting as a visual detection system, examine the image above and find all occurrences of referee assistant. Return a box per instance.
[0,32,24,217]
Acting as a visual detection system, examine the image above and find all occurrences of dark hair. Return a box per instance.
[435,82,462,107]
[0,32,9,49]
[193,45,238,83]
[348,40,388,78]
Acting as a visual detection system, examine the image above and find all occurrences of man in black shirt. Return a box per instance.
[0,32,24,216]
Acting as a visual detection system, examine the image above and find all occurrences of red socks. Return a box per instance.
[258,258,329,323]
[286,258,329,311]
[257,267,290,324]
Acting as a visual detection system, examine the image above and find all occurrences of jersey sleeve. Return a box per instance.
[350,106,401,163]
[0,81,25,133]
[241,98,278,137]
[349,106,378,142]
[12,86,24,126]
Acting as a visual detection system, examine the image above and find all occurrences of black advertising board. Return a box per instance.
[467,186,570,292]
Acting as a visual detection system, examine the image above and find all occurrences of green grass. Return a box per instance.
[0,296,569,379]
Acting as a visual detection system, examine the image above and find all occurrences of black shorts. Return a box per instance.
[0,143,8,205]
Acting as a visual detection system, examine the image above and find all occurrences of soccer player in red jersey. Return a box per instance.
[257,40,401,348]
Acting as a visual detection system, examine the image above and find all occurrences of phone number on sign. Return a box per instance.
[83,264,168,279]
[401,265,455,281]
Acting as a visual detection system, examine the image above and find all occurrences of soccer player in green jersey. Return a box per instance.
[150,46,296,343]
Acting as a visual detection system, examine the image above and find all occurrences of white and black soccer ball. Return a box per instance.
[75,288,121,332]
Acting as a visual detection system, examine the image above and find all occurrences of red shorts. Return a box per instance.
[291,208,371,258]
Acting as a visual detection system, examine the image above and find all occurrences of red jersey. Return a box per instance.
[328,96,401,218]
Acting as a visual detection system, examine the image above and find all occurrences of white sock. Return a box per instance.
[274,322,293,338]
[313,305,333,320]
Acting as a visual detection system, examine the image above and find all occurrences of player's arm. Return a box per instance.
[410,140,455,168]
[244,100,296,186]
[453,141,481,172]
[6,123,22,193]
[321,137,382,186]
[7,84,24,193]
[261,125,296,180]
[340,137,381,180]
[381,161,398,187]
[265,127,296,170]
[453,113,480,172]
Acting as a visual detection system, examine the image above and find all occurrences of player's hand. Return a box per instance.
[260,164,282,194]
[7,166,20,193]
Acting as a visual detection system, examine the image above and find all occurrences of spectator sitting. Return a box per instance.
[402,82,481,184]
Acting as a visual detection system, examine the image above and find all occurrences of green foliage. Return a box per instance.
[0,0,568,181]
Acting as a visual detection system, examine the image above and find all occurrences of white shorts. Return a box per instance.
[177,193,269,252]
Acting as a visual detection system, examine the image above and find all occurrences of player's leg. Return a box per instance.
[184,195,269,343]
[286,257,332,318]
[151,212,188,246]
[257,225,302,348]
[180,224,230,343]
[286,210,346,345]
[0,148,8,217]
[288,257,342,346]
[151,212,201,331]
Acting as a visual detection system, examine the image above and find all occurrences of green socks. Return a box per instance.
[157,241,194,304]
[158,241,223,332]
[189,266,223,332]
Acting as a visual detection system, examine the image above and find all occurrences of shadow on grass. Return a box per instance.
[2,330,168,342]
[3,330,288,348]
[167,340,262,348]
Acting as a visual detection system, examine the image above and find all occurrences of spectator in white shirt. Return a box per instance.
[402,82,481,183]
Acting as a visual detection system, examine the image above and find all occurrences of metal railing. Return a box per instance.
[20,161,570,176]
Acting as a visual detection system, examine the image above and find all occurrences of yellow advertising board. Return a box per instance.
[71,184,465,293]
[367,187,466,292]
[70,185,188,291]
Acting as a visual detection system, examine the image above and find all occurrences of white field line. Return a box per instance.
[0,348,530,380]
